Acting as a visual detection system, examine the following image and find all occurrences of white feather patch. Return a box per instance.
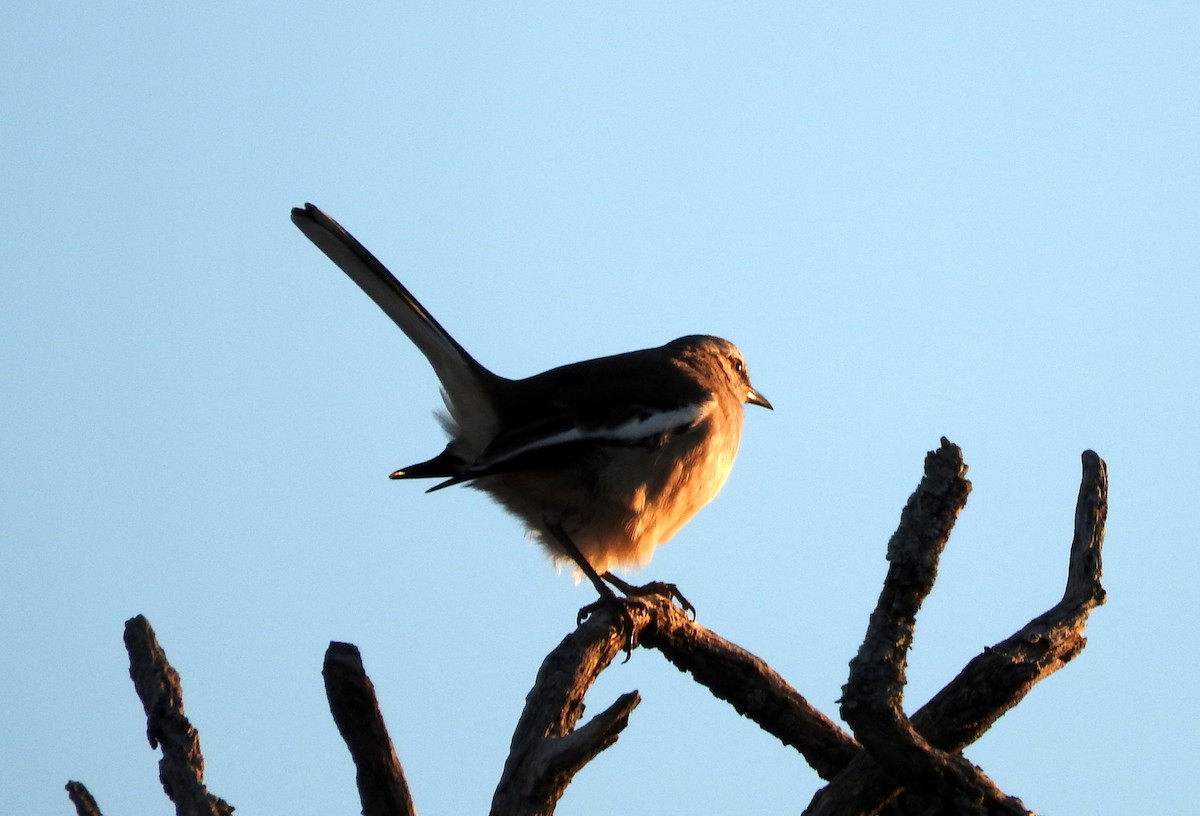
[480,402,708,468]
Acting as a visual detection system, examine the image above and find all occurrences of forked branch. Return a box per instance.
[67,442,1107,816]
[808,445,1107,815]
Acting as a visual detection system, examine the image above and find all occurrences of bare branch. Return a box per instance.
[490,604,640,816]
[909,449,1107,746]
[488,580,861,816]
[837,439,1028,815]
[1064,449,1107,606]
[123,615,234,816]
[65,781,103,816]
[83,445,1105,816]
[323,642,416,816]
[641,600,860,779]
[538,690,641,783]
[809,447,1108,815]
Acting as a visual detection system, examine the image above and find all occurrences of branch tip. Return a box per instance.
[66,781,103,816]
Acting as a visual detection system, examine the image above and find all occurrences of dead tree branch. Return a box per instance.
[65,781,103,816]
[837,439,1028,815]
[807,446,1108,816]
[323,642,416,816]
[123,615,234,816]
[490,604,641,816]
[640,600,861,779]
[68,443,1107,816]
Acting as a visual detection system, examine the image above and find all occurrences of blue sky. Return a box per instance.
[3,3,1197,814]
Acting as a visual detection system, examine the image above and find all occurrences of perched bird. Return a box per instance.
[291,203,771,611]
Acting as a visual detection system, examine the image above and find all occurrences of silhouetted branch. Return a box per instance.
[65,781,103,816]
[490,604,641,816]
[641,600,861,779]
[323,642,416,816]
[837,439,1027,815]
[70,443,1108,816]
[807,446,1108,816]
[123,615,234,816]
[910,449,1107,747]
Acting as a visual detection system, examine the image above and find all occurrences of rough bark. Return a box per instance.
[122,615,234,816]
[68,442,1107,816]
[807,446,1108,816]
[640,600,861,778]
[837,440,1029,815]
[490,604,641,816]
[65,781,103,816]
[323,642,417,816]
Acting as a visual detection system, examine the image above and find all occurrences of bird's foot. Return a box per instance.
[576,591,641,661]
[602,573,696,620]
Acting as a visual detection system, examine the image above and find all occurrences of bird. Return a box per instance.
[291,203,771,616]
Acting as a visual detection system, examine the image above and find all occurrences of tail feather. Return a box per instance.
[292,203,501,449]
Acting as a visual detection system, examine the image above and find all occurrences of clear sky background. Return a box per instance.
[3,4,1196,814]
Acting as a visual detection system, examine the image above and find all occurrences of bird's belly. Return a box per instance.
[478,424,740,575]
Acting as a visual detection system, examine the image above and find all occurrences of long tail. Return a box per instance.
[291,203,501,448]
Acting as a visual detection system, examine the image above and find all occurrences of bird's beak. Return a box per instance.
[746,388,773,410]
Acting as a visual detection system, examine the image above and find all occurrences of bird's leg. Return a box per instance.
[603,572,696,619]
[543,519,638,655]
[542,519,616,606]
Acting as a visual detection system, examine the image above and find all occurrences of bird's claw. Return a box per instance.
[602,575,696,620]
[576,578,696,661]
[630,580,695,619]
[576,594,640,661]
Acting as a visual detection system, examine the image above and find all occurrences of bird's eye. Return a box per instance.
[733,358,745,375]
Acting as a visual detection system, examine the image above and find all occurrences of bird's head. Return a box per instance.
[668,335,773,411]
